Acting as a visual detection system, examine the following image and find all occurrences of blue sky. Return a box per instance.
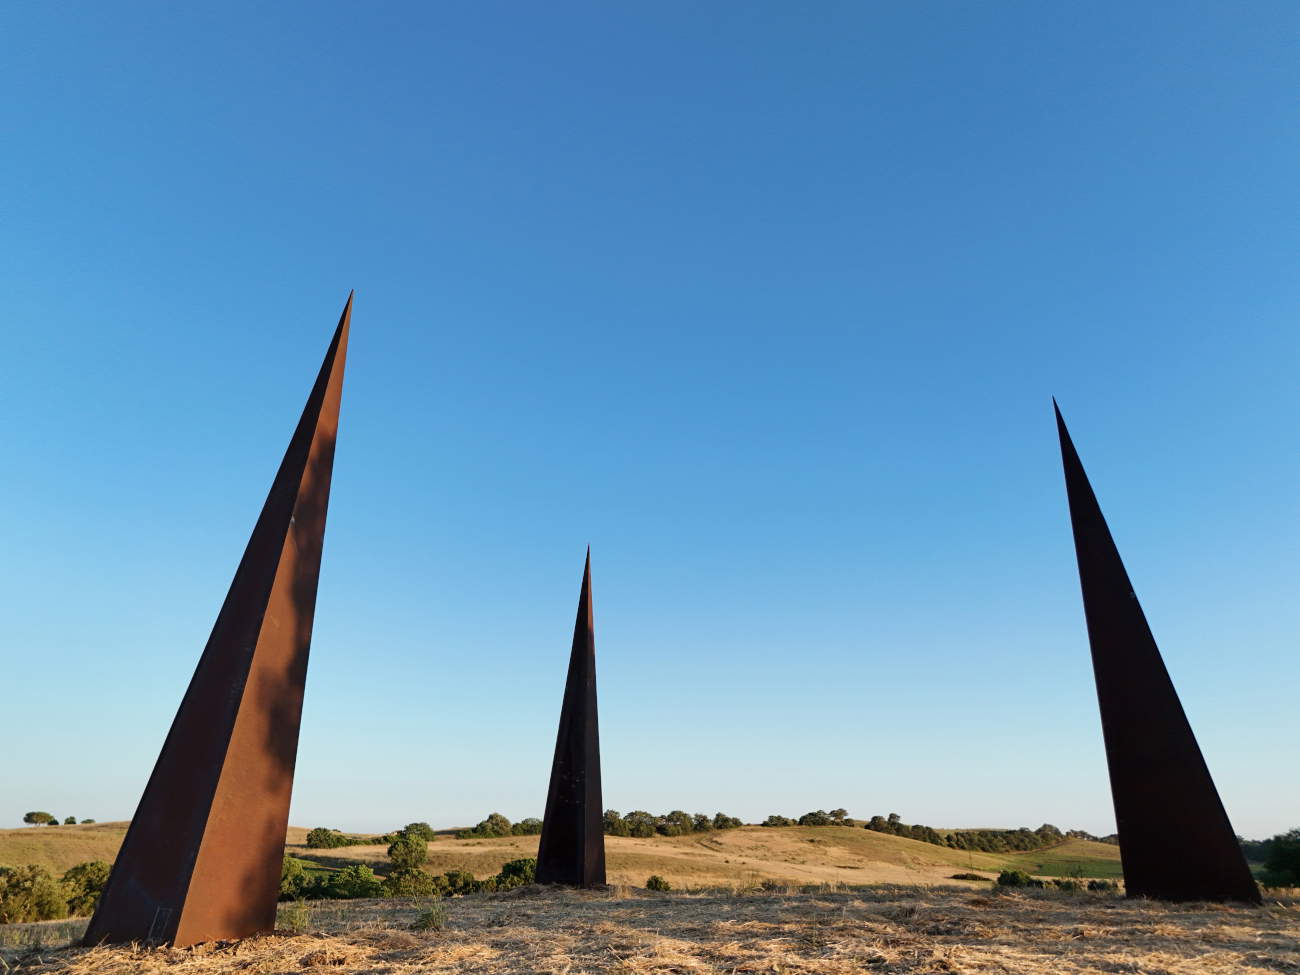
[1,2,1295,839]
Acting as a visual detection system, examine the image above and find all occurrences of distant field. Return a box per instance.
[0,823,128,875]
[3,821,1122,888]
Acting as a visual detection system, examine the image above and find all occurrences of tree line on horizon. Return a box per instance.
[20,812,95,827]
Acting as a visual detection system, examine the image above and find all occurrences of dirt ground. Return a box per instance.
[4,883,1296,974]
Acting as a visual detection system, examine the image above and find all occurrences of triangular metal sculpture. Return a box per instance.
[1055,402,1259,903]
[536,549,606,887]
[85,295,354,946]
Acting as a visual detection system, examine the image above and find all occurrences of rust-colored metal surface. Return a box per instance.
[1055,402,1260,904]
[536,550,606,887]
[84,295,354,946]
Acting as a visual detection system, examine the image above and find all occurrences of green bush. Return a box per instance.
[305,827,397,849]
[761,815,796,827]
[402,822,437,842]
[511,818,543,836]
[327,864,385,899]
[62,860,111,915]
[798,810,833,826]
[280,855,309,900]
[1262,828,1300,887]
[645,875,671,892]
[1087,879,1119,892]
[949,872,989,882]
[388,832,429,872]
[459,812,514,839]
[0,865,69,922]
[603,810,631,836]
[386,869,438,897]
[442,869,479,896]
[62,816,77,826]
[495,858,536,889]
[996,869,1042,888]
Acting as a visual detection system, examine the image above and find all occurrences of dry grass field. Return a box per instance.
[284,826,1123,888]
[0,823,128,875]
[4,883,1296,974]
[2,822,1123,890]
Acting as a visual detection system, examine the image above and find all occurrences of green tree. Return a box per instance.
[22,812,55,826]
[829,809,848,824]
[62,816,77,826]
[1263,828,1300,886]
[713,812,743,830]
[511,817,543,835]
[62,860,111,916]
[402,822,437,842]
[388,832,429,872]
[603,810,631,836]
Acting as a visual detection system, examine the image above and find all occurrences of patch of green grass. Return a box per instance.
[1000,852,1123,879]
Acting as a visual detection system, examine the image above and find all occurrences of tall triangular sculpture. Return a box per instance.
[536,549,606,887]
[85,295,354,947]
[1055,402,1259,903]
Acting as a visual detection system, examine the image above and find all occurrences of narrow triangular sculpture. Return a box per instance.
[1055,402,1259,903]
[85,296,354,946]
[536,550,606,887]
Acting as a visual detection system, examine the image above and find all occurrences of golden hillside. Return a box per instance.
[2,821,1120,887]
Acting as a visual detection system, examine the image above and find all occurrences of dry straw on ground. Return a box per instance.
[3,884,1297,974]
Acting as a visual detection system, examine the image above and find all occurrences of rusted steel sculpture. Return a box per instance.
[85,295,354,946]
[1055,402,1260,903]
[536,550,606,887]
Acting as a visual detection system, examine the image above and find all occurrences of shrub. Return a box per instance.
[0,865,69,923]
[1262,828,1300,887]
[762,815,796,827]
[798,810,832,827]
[62,860,111,915]
[388,832,429,872]
[328,864,384,899]
[442,869,479,896]
[80,819,96,824]
[62,817,77,825]
[386,869,438,897]
[996,870,1041,888]
[411,898,447,931]
[402,822,437,842]
[603,810,631,836]
[305,827,397,849]
[511,817,543,836]
[495,858,536,889]
[713,812,743,830]
[1052,878,1082,892]
[949,872,989,882]
[645,875,671,892]
[1087,879,1119,892]
[461,812,513,839]
[280,855,309,900]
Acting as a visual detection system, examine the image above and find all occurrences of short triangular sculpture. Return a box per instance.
[536,550,606,887]
[85,296,354,947]
[1055,402,1259,903]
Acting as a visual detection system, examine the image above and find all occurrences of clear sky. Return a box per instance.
[1,2,1295,840]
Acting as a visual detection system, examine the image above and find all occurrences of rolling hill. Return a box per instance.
[2,821,1121,886]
